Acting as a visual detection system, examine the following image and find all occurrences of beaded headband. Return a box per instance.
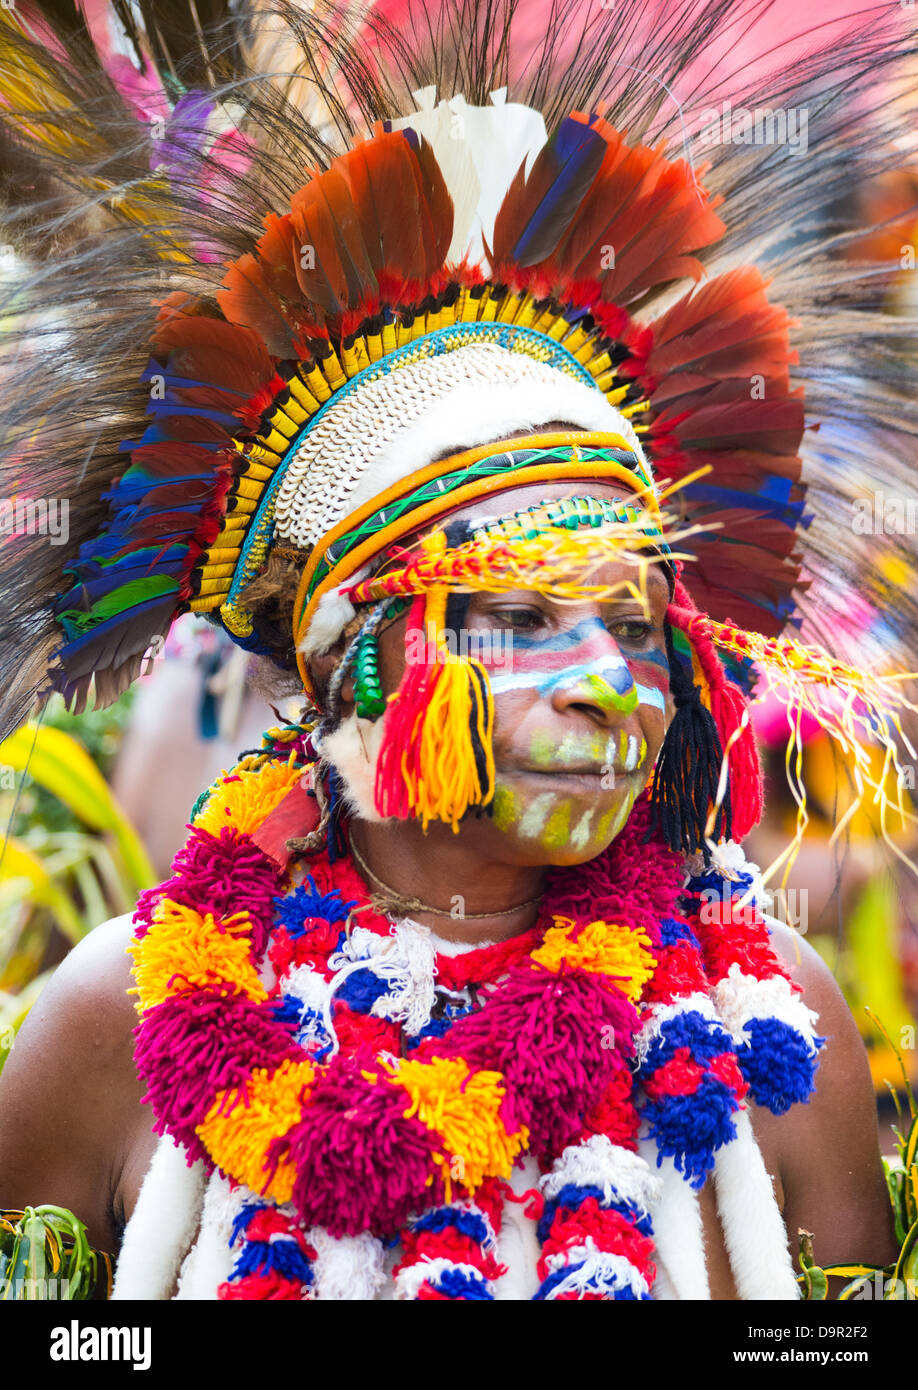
[41,101,804,716]
[202,337,647,644]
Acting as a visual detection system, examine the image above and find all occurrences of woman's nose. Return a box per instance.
[547,621,637,727]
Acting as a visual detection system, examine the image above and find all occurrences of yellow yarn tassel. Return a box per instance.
[376,532,496,831]
[415,535,495,831]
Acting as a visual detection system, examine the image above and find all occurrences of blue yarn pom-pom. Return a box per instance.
[641,1073,741,1190]
[735,1016,823,1114]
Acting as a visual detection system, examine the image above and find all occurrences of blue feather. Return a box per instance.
[512,116,607,266]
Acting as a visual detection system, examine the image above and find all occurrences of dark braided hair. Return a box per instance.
[648,622,732,858]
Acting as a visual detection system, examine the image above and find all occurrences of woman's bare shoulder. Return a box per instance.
[0,912,149,1253]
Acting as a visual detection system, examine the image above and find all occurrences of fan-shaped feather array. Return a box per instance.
[0,0,916,737]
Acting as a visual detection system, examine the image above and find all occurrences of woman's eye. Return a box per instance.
[608,618,653,643]
[490,607,543,630]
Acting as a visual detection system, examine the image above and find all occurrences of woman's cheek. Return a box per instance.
[489,686,539,761]
[627,651,670,765]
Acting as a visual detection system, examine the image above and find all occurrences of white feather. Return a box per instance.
[111,1135,206,1300]
[390,87,548,263]
[713,1107,800,1300]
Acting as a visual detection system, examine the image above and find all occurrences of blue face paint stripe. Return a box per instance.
[489,670,667,711]
[489,658,632,696]
[635,646,670,673]
[635,683,666,712]
[508,615,641,654]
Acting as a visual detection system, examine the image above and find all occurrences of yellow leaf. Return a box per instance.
[0,839,84,942]
[1,725,121,829]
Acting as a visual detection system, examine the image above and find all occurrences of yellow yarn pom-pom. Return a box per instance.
[129,899,265,1013]
[197,1058,316,1204]
[532,916,655,1001]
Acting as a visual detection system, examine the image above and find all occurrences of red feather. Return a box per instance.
[346,130,425,278]
[495,119,725,307]
[490,109,606,272]
[410,135,454,273]
[218,254,304,358]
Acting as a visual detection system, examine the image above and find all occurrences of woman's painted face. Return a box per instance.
[366,481,673,866]
[447,565,671,865]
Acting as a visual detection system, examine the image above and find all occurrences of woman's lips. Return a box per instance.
[509,764,629,789]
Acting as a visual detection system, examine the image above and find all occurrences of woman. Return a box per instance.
[0,0,914,1299]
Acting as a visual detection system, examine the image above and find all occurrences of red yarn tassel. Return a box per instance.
[705,677,762,839]
[374,593,436,818]
[669,581,763,840]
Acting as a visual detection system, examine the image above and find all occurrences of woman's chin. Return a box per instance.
[487,776,639,866]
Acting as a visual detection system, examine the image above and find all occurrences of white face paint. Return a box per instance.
[518,792,556,839]
[569,807,596,851]
[635,683,666,712]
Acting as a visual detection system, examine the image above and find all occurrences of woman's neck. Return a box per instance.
[348,818,546,945]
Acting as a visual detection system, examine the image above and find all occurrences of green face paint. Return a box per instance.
[491,783,519,832]
[579,672,639,715]
[528,730,557,767]
[541,799,572,850]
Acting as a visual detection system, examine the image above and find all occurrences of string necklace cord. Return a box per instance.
[348,829,542,921]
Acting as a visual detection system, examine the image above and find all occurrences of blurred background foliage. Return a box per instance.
[0,690,152,1075]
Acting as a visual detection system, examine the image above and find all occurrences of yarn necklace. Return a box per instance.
[130,733,823,1300]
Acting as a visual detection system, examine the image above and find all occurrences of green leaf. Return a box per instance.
[905,1113,918,1178]
[801,1265,828,1300]
[796,1230,829,1299]
[71,857,108,934]
[0,725,154,889]
[1,1233,22,1298]
[884,1160,909,1246]
[0,839,85,943]
[892,1217,918,1289]
[822,1262,885,1278]
[0,1207,106,1300]
[36,1206,96,1300]
[23,1208,46,1297]
[885,1078,905,1134]
[865,1006,916,1117]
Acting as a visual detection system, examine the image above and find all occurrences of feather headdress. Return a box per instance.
[1,0,917,856]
